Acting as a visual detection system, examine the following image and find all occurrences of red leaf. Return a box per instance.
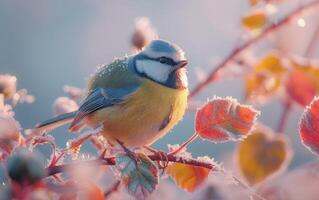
[195,97,259,142]
[286,70,316,106]
[299,96,319,155]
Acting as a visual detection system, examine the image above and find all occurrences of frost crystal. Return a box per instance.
[196,156,218,167]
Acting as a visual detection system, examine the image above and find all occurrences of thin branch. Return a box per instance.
[168,132,199,156]
[189,0,319,98]
[45,154,215,177]
[45,151,268,199]
[104,180,121,198]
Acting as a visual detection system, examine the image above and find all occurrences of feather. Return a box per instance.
[36,111,76,132]
[69,86,139,132]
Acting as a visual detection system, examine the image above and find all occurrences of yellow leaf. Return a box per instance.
[166,163,210,192]
[241,11,267,30]
[245,53,285,102]
[245,72,281,101]
[255,53,286,74]
[237,127,291,185]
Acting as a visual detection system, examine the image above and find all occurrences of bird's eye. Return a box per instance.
[159,57,168,64]
[158,57,174,65]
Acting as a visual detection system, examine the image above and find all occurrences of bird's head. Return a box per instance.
[132,39,188,89]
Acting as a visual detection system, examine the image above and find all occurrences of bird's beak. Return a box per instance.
[176,60,188,69]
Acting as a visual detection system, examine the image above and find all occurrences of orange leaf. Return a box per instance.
[237,127,291,185]
[299,97,319,155]
[241,11,267,30]
[166,163,210,192]
[195,97,259,142]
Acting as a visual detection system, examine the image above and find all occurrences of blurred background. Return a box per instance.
[0,0,318,176]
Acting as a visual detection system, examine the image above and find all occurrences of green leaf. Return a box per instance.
[115,153,159,199]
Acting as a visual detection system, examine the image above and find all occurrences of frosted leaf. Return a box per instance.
[116,153,159,199]
[166,155,214,192]
[299,96,319,155]
[196,96,259,142]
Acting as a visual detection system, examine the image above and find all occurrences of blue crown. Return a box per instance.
[149,40,181,54]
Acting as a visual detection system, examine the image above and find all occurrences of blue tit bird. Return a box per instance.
[36,40,188,147]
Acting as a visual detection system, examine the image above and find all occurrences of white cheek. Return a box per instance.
[136,60,172,83]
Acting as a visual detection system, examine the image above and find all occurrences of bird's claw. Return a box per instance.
[155,151,169,170]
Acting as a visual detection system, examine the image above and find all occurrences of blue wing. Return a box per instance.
[69,85,139,130]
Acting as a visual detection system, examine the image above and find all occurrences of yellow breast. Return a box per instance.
[88,78,188,147]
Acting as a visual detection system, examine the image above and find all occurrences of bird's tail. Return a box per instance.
[36,111,77,132]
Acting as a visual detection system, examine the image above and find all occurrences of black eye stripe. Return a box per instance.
[157,57,176,66]
[134,54,177,66]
